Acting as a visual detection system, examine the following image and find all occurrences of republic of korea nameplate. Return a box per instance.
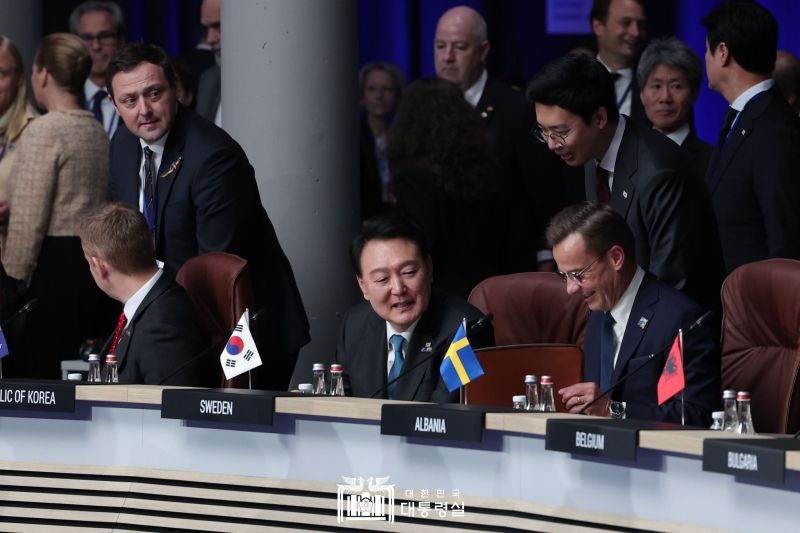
[0,380,76,413]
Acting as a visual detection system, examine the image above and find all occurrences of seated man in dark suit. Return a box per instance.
[334,215,494,402]
[637,38,714,180]
[80,203,214,386]
[527,53,725,317]
[550,202,720,426]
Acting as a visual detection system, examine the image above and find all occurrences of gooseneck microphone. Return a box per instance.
[577,310,713,415]
[156,308,266,386]
[1,299,40,329]
[367,313,494,399]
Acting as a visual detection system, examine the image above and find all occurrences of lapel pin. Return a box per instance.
[421,342,432,353]
[622,190,628,198]
[159,156,183,178]
[741,129,746,135]
[126,330,131,336]
[637,317,648,329]
[480,111,488,118]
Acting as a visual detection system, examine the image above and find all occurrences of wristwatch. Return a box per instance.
[609,401,626,419]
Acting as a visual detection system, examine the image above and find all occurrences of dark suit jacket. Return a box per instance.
[196,64,221,122]
[705,85,800,273]
[359,120,392,220]
[476,77,565,267]
[108,105,311,358]
[680,131,714,182]
[102,274,214,386]
[583,273,720,426]
[334,289,495,403]
[585,117,726,315]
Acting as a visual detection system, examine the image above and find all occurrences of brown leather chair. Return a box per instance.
[464,345,584,411]
[468,273,590,347]
[721,259,800,434]
[176,252,258,389]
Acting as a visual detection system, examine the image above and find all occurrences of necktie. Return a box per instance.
[142,147,156,243]
[596,164,611,205]
[599,313,616,391]
[387,334,405,400]
[714,106,738,154]
[108,312,128,357]
[92,90,107,129]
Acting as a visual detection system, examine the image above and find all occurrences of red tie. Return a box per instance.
[596,164,611,204]
[108,312,128,355]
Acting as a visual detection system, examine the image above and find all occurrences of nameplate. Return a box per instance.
[703,438,800,483]
[381,404,503,442]
[161,389,288,426]
[0,380,75,413]
[546,418,692,462]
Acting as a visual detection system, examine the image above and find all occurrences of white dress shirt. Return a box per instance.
[385,318,421,376]
[599,115,627,191]
[463,69,488,108]
[84,79,119,138]
[123,269,163,321]
[665,122,691,146]
[608,266,645,368]
[598,56,634,116]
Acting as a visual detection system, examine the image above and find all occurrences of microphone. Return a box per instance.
[367,313,493,399]
[155,308,266,386]
[577,310,713,415]
[1,299,40,329]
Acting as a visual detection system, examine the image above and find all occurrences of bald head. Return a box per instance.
[434,6,490,92]
[774,50,800,111]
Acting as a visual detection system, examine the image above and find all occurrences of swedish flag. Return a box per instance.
[439,324,484,392]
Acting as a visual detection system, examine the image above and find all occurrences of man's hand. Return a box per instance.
[558,382,611,416]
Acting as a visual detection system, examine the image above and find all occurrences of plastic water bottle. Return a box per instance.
[105,354,119,383]
[87,353,101,383]
[298,383,313,394]
[722,389,738,432]
[735,391,756,435]
[312,363,327,395]
[512,395,526,409]
[710,411,724,430]
[329,364,344,396]
[539,376,556,412]
[524,375,539,410]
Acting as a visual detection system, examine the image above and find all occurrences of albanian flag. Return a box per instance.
[657,331,685,405]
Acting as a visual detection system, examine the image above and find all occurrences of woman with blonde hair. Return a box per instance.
[0,36,39,245]
[2,33,114,378]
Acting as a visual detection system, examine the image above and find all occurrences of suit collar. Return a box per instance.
[612,272,659,384]
[609,116,638,219]
[114,273,174,369]
[154,105,189,247]
[706,86,777,192]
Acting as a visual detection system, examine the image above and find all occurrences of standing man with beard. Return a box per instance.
[433,6,565,272]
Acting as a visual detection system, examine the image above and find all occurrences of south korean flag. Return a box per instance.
[219,309,262,380]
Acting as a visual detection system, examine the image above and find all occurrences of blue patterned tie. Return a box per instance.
[600,313,616,390]
[387,334,405,400]
[143,147,156,244]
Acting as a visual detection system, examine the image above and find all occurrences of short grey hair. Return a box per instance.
[359,62,407,100]
[69,1,127,36]
[636,37,703,93]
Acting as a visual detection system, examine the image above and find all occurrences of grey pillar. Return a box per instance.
[223,0,360,387]
[0,0,43,79]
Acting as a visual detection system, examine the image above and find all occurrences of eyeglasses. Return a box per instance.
[555,247,611,284]
[532,126,575,148]
[79,31,119,45]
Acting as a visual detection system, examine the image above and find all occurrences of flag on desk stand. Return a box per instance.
[0,327,8,359]
[657,330,685,424]
[220,309,262,385]
[440,322,484,393]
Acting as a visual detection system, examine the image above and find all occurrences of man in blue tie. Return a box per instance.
[69,1,125,137]
[550,202,719,426]
[333,215,493,402]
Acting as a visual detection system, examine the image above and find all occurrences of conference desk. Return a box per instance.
[0,384,797,532]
